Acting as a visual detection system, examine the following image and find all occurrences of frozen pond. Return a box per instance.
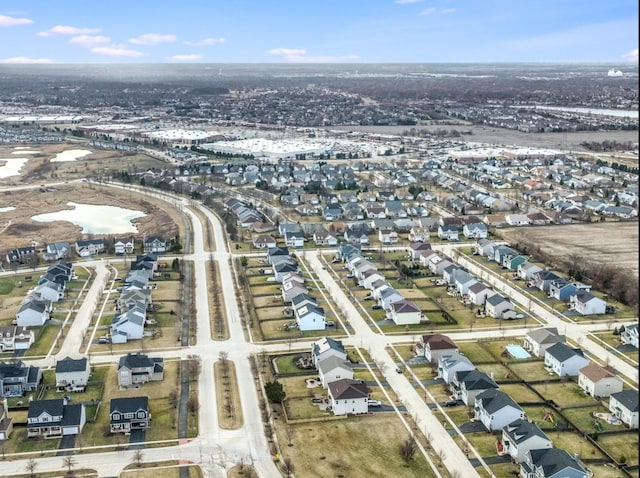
[11,150,39,154]
[0,156,29,178]
[32,202,146,234]
[50,149,93,162]
[0,206,16,212]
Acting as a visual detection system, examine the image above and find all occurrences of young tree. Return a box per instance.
[264,380,286,404]
[399,436,418,462]
[133,449,144,467]
[25,458,37,478]
[63,455,77,475]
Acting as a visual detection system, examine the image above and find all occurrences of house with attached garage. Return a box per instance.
[421,334,458,363]
[463,222,488,239]
[609,390,638,428]
[378,287,404,311]
[0,361,41,397]
[313,230,338,246]
[0,398,13,440]
[110,306,146,344]
[114,237,135,255]
[438,352,475,384]
[318,356,354,387]
[16,296,51,327]
[453,269,477,296]
[312,337,347,368]
[117,353,164,388]
[523,327,566,358]
[327,378,369,416]
[475,239,497,258]
[503,254,527,272]
[474,389,525,432]
[621,323,638,349]
[5,246,36,265]
[544,343,589,377]
[0,325,34,352]
[55,357,90,392]
[143,236,169,254]
[252,234,277,249]
[295,303,326,331]
[27,398,86,437]
[466,282,495,306]
[282,281,308,304]
[548,279,586,301]
[75,239,105,257]
[485,294,515,319]
[530,270,562,292]
[360,269,385,289]
[578,363,622,398]
[451,369,499,405]
[109,396,150,433]
[501,419,552,463]
[33,280,65,302]
[517,261,543,281]
[273,260,299,282]
[408,242,432,260]
[569,291,607,315]
[520,448,588,478]
[388,300,421,325]
[43,242,71,262]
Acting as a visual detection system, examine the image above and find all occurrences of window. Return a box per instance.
[112,413,120,421]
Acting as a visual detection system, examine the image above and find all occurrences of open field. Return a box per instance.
[120,462,202,478]
[497,222,639,277]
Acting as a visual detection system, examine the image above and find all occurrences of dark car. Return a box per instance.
[372,304,382,310]
[443,400,459,407]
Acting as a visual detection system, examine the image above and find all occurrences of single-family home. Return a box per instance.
[313,230,338,246]
[318,356,354,388]
[252,235,277,249]
[0,361,41,397]
[503,255,527,272]
[0,398,13,440]
[110,396,150,433]
[110,307,146,344]
[485,294,514,319]
[0,325,34,352]
[520,448,588,478]
[466,282,495,306]
[266,247,290,265]
[55,357,90,392]
[463,223,488,239]
[578,363,623,398]
[408,227,430,243]
[5,246,36,264]
[438,224,459,241]
[284,231,304,248]
[33,280,64,302]
[475,239,496,258]
[378,228,399,245]
[43,242,71,262]
[327,378,369,416]
[501,419,552,463]
[273,261,299,282]
[453,269,477,296]
[143,236,169,254]
[75,239,105,257]
[27,398,86,438]
[421,334,458,363]
[117,353,164,388]
[16,298,51,327]
[621,323,639,349]
[438,352,475,384]
[609,390,638,428]
[378,287,404,311]
[569,291,607,315]
[360,269,385,290]
[544,343,589,377]
[530,270,562,292]
[474,389,525,432]
[114,237,135,255]
[548,279,580,301]
[388,300,421,325]
[282,281,308,304]
[517,261,543,281]
[295,304,326,331]
[312,337,347,368]
[524,328,566,358]
[408,243,432,261]
[451,369,499,405]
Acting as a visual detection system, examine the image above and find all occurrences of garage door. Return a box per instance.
[63,426,78,435]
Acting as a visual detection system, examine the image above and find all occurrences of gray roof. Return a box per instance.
[455,370,499,391]
[502,418,549,444]
[110,396,149,414]
[545,342,584,362]
[55,357,88,374]
[118,353,163,370]
[28,398,64,420]
[610,390,639,412]
[525,448,586,477]
[318,356,352,375]
[476,389,522,414]
[328,378,369,400]
[526,327,565,345]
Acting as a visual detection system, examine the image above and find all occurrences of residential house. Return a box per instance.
[110,306,146,344]
[266,247,290,265]
[544,343,589,377]
[520,448,588,478]
[438,352,475,384]
[569,291,607,315]
[475,239,496,257]
[517,262,543,281]
[33,280,64,302]
[312,337,347,368]
[295,304,326,331]
[75,239,105,257]
[442,264,462,285]
[109,396,150,433]
[463,223,488,239]
[408,243,432,261]
[318,356,354,388]
[43,242,71,262]
[548,279,580,301]
[5,246,36,264]
[453,269,477,296]
[388,300,422,325]
[16,297,51,327]
[252,235,277,249]
[143,236,169,254]
[474,389,525,432]
[114,237,135,255]
[524,328,566,358]
[505,214,531,226]
[313,230,338,246]
[438,224,459,241]
[0,361,41,397]
[284,231,304,248]
[609,390,638,428]
[0,325,34,352]
[360,269,385,289]
[117,353,164,388]
[485,294,515,319]
[408,227,430,243]
[578,363,623,398]
[378,228,399,245]
[466,282,495,306]
[503,255,527,272]
[378,287,404,311]
[27,398,86,437]
[273,261,299,282]
[621,323,639,349]
[0,398,13,440]
[451,369,499,405]
[327,378,369,416]
[421,334,458,363]
[282,281,308,304]
[501,419,552,463]
[55,357,90,392]
[531,270,562,292]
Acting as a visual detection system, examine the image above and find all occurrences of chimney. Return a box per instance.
[573,452,580,462]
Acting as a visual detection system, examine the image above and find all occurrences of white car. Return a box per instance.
[367,399,382,407]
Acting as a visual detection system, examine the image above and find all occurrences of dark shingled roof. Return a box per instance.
[55,357,88,374]
[110,396,149,415]
[328,378,369,400]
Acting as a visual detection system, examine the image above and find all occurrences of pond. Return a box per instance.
[0,206,16,212]
[0,156,30,178]
[31,201,146,234]
[50,149,93,162]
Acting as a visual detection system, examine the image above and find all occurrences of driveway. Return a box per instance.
[57,434,77,455]
[128,430,146,450]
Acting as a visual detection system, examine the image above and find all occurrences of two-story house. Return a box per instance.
[544,343,589,377]
[0,361,41,397]
[55,357,90,392]
[27,398,86,437]
[110,396,150,433]
[117,353,165,388]
[327,378,369,416]
[501,419,552,463]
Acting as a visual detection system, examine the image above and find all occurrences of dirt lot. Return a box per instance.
[496,222,639,277]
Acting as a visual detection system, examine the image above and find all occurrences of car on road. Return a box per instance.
[98,337,110,344]
[396,367,403,374]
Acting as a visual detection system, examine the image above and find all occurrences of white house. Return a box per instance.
[16,298,51,327]
[378,287,404,311]
[578,363,623,398]
[33,281,64,302]
[110,307,146,344]
[0,326,34,352]
[453,270,477,296]
[520,448,588,478]
[466,282,495,306]
[55,357,90,392]
[75,239,105,257]
[327,378,369,416]
[360,269,385,289]
[569,291,607,315]
[421,334,458,363]
[621,323,639,349]
[295,304,326,331]
[501,419,552,463]
[312,337,347,368]
[143,236,168,254]
[27,399,86,437]
[544,343,589,377]
[451,369,499,405]
[252,234,277,249]
[463,223,488,239]
[114,237,135,255]
[524,327,566,358]
[318,356,354,388]
[485,294,513,319]
[388,300,421,325]
[517,261,543,281]
[609,390,639,428]
[438,352,475,384]
[474,389,525,432]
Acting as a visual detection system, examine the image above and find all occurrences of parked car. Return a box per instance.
[443,400,459,407]
[367,399,382,407]
[326,320,336,327]
[372,305,382,310]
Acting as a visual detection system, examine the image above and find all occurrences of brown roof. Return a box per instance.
[328,378,369,400]
[579,363,617,382]
[421,334,457,351]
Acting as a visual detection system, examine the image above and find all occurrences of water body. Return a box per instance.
[50,149,93,162]
[0,157,29,178]
[32,202,146,234]
[0,206,16,212]
[523,105,638,119]
[11,150,38,154]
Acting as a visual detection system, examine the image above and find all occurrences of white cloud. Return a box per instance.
[268,48,307,56]
[0,14,32,26]
[622,48,638,62]
[396,0,424,3]
[69,35,111,47]
[419,7,456,15]
[268,48,359,63]
[184,37,225,46]
[0,56,52,64]
[91,45,145,57]
[129,33,176,45]
[38,25,100,36]
[168,54,203,61]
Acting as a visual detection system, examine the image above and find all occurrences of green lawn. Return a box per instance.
[24,322,60,357]
[522,405,568,432]
[598,432,640,465]
[531,382,599,408]
[457,341,496,363]
[561,405,627,433]
[498,384,544,403]
[548,430,608,460]
[273,354,315,375]
[509,362,558,382]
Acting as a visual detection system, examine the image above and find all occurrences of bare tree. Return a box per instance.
[187,355,202,381]
[25,458,37,478]
[437,449,446,467]
[399,436,417,463]
[63,455,77,475]
[283,457,295,478]
[133,449,144,467]
[285,426,294,446]
[188,396,200,415]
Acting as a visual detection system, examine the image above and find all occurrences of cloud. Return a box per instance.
[395,0,424,3]
[419,7,456,15]
[268,48,359,63]
[129,33,176,45]
[0,14,32,26]
[38,25,100,36]
[622,48,638,62]
[91,45,145,57]
[184,37,225,46]
[0,57,53,64]
[168,54,203,61]
[69,35,111,47]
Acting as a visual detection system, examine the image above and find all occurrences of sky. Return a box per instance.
[0,0,637,64]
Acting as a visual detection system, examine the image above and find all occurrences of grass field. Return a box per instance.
[214,359,244,430]
[531,382,599,408]
[120,463,202,478]
[597,432,640,466]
